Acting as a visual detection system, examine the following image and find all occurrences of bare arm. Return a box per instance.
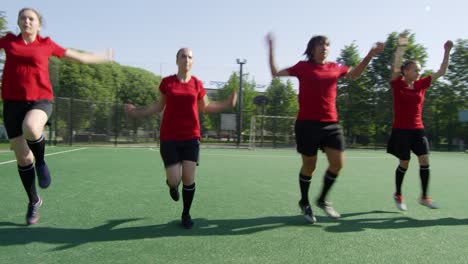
[199,92,237,114]
[63,49,113,64]
[345,42,385,80]
[125,93,166,118]
[391,33,409,80]
[266,32,291,77]
[431,40,453,81]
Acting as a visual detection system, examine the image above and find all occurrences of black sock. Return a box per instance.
[182,183,196,216]
[27,135,46,167]
[395,166,407,195]
[420,165,430,197]
[18,164,39,204]
[318,170,337,202]
[299,173,311,205]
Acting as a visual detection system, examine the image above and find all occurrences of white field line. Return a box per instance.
[0,148,87,165]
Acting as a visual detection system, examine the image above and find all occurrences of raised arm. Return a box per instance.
[266,32,291,77]
[63,49,113,64]
[345,42,385,80]
[391,32,409,80]
[199,92,237,114]
[125,93,166,118]
[431,40,453,81]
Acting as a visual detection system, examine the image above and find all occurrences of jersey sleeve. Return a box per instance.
[196,78,206,100]
[390,76,403,89]
[48,38,67,58]
[418,75,432,90]
[337,63,349,78]
[159,77,168,95]
[286,62,303,77]
[0,33,14,49]
[0,35,6,49]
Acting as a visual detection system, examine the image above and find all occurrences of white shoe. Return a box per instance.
[394,194,407,211]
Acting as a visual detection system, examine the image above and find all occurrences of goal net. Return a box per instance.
[249,115,296,149]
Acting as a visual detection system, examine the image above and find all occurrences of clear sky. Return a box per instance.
[3,0,467,90]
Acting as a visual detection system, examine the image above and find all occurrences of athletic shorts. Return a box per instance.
[160,138,200,167]
[3,100,53,139]
[386,128,429,160]
[295,120,345,156]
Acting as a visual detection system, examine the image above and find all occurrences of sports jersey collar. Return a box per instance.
[16,33,43,45]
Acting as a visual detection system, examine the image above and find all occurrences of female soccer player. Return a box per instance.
[1,8,113,225]
[266,32,384,223]
[388,33,453,211]
[125,47,237,229]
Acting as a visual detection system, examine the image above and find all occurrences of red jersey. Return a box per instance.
[390,76,432,129]
[288,61,349,122]
[0,33,66,101]
[159,75,206,141]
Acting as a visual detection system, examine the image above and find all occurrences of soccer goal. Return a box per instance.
[249,115,296,149]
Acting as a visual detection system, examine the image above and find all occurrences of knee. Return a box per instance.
[22,122,42,140]
[328,163,343,175]
[399,160,410,169]
[182,178,195,186]
[11,143,34,166]
[418,156,429,166]
[301,164,316,176]
[16,154,34,167]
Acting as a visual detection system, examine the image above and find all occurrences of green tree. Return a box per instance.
[119,65,161,140]
[262,78,297,145]
[50,58,160,141]
[265,78,297,116]
[427,39,468,148]
[336,42,375,146]
[202,72,258,141]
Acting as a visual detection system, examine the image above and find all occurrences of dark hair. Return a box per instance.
[18,8,43,25]
[303,35,329,61]
[176,48,190,59]
[400,60,419,75]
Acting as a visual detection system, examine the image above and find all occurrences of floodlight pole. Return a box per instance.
[236,59,247,148]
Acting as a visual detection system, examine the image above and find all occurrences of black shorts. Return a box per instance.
[295,120,345,156]
[3,100,53,139]
[386,128,429,160]
[160,138,200,167]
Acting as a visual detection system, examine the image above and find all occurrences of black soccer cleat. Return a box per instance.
[298,201,316,224]
[181,213,194,229]
[36,163,51,189]
[26,197,43,225]
[166,180,180,201]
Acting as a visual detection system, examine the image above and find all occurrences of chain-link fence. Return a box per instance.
[44,97,160,146]
[1,97,466,151]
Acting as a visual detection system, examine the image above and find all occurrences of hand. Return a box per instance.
[444,40,453,51]
[95,48,115,62]
[229,92,238,108]
[107,48,115,62]
[124,104,136,117]
[398,32,409,46]
[370,42,385,56]
[266,32,275,49]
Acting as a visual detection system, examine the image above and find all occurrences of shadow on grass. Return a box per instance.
[0,215,316,250]
[320,210,468,233]
[1,211,467,250]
